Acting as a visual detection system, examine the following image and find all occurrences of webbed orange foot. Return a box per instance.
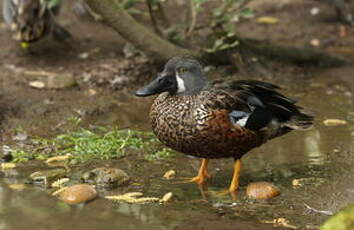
[173,158,211,185]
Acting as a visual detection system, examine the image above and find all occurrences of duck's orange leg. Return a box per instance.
[191,158,211,184]
[229,159,242,192]
[176,158,211,185]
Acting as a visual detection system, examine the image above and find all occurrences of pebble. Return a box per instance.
[246,182,280,200]
[59,184,97,205]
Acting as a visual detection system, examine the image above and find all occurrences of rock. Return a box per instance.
[46,74,77,89]
[60,184,97,205]
[246,182,280,200]
[320,204,354,230]
[81,167,130,188]
[28,168,67,186]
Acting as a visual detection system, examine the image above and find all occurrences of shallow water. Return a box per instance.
[0,67,353,230]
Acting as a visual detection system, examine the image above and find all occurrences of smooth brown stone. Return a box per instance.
[246,182,280,200]
[60,184,97,205]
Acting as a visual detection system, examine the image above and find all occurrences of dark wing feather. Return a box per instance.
[208,80,313,131]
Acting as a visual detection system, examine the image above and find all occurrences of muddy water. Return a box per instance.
[0,68,353,230]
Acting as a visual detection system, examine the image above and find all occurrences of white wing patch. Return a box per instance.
[176,72,186,93]
[229,110,250,127]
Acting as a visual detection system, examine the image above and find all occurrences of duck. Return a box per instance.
[136,56,313,193]
[2,0,71,48]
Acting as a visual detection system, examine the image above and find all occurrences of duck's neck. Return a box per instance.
[176,75,207,96]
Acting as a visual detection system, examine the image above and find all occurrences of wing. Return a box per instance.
[204,80,313,132]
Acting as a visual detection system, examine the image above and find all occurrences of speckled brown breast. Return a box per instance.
[150,92,265,159]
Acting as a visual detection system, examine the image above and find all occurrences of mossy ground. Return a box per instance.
[11,119,175,164]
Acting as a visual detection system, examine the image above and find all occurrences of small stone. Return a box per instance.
[246,182,280,200]
[78,52,89,59]
[59,184,97,205]
[310,7,320,15]
[82,167,130,188]
[310,39,320,47]
[163,170,176,180]
[46,74,77,89]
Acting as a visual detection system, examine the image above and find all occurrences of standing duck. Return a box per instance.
[2,0,71,48]
[136,56,313,193]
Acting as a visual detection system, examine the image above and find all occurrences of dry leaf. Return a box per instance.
[262,218,297,229]
[46,154,72,164]
[257,16,279,24]
[163,170,176,180]
[160,192,173,203]
[52,186,68,196]
[8,184,26,190]
[29,81,45,89]
[51,178,70,188]
[105,192,159,204]
[1,162,16,169]
[323,119,347,126]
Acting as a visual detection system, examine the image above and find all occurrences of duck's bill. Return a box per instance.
[135,75,175,97]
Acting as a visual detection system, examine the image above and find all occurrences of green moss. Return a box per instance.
[321,205,354,230]
[12,126,174,164]
[145,148,176,161]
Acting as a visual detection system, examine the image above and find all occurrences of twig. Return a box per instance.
[303,203,334,215]
[186,0,197,37]
[146,0,162,36]
[24,71,58,77]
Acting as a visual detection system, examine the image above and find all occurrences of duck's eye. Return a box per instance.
[178,67,188,74]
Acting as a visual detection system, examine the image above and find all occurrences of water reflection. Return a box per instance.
[305,129,325,165]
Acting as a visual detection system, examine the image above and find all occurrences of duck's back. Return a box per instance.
[150,80,313,159]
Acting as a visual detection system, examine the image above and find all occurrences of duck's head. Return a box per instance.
[11,0,48,42]
[136,56,207,97]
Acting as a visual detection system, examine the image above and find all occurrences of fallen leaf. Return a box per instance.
[163,170,176,180]
[105,192,159,204]
[8,184,26,190]
[1,162,16,169]
[262,218,297,229]
[51,178,70,188]
[52,187,69,196]
[46,154,72,164]
[29,81,45,89]
[257,16,279,24]
[323,119,347,126]
[160,192,173,203]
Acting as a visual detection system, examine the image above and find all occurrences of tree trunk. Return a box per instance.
[84,0,350,67]
[84,0,194,63]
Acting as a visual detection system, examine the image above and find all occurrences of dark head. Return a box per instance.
[135,56,207,97]
[12,0,48,42]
